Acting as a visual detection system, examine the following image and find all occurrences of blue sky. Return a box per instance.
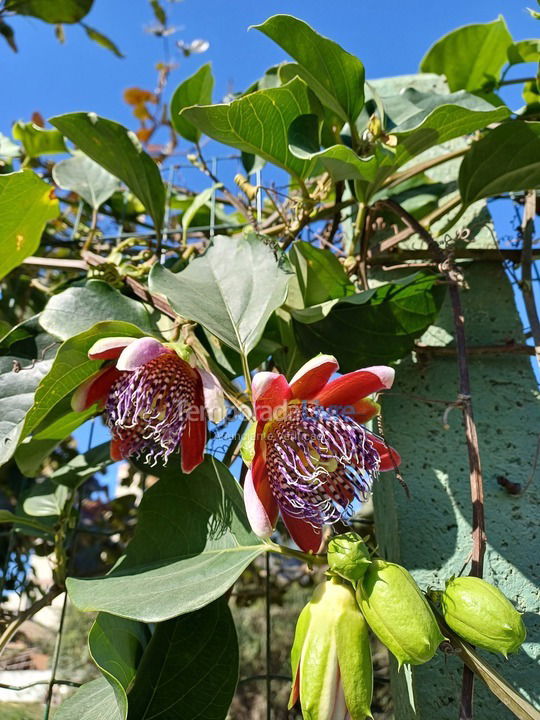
[1,0,537,131]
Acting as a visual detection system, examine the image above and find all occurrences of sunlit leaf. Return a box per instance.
[290,241,355,306]
[53,153,119,210]
[40,280,158,340]
[170,63,214,143]
[254,14,365,123]
[54,677,122,720]
[50,112,165,232]
[420,17,512,92]
[0,170,59,280]
[181,78,313,180]
[13,121,67,158]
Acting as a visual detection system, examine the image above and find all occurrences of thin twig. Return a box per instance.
[0,585,63,657]
[519,190,540,366]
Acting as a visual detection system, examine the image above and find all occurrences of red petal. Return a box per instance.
[252,371,292,422]
[181,382,206,474]
[244,454,278,537]
[289,354,339,400]
[314,366,395,408]
[71,365,121,412]
[87,336,136,360]
[281,512,323,554]
[367,432,401,472]
[110,436,124,462]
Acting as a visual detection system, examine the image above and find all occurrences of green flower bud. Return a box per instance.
[328,532,372,583]
[356,559,444,668]
[441,577,526,657]
[290,578,373,720]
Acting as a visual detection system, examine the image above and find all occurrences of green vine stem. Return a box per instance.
[265,540,328,566]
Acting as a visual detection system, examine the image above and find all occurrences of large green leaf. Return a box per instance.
[89,613,148,719]
[66,456,266,621]
[181,78,313,180]
[128,599,238,719]
[150,234,291,355]
[290,241,355,306]
[0,317,57,466]
[40,280,158,340]
[420,17,513,93]
[291,272,445,371]
[54,677,123,720]
[19,320,145,442]
[253,14,365,124]
[5,0,93,23]
[12,121,67,158]
[50,112,165,232]
[170,63,214,143]
[0,170,59,280]
[52,153,119,210]
[459,121,540,205]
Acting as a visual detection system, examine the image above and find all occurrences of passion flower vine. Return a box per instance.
[72,335,224,473]
[243,355,401,553]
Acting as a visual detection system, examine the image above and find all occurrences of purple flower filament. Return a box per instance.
[264,402,380,528]
[105,353,197,465]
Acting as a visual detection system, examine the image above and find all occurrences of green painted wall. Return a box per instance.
[374,262,540,718]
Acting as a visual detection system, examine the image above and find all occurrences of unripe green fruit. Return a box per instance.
[441,577,526,657]
[328,532,372,583]
[356,559,444,668]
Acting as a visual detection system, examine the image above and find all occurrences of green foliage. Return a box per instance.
[0,170,59,280]
[181,78,314,180]
[40,280,158,339]
[127,600,239,718]
[50,112,166,232]
[66,456,266,620]
[170,63,214,143]
[150,234,291,355]
[290,241,355,306]
[459,121,540,205]
[0,317,57,465]
[291,272,446,371]
[12,121,67,158]
[253,14,365,124]
[62,600,238,720]
[5,0,94,23]
[420,17,513,92]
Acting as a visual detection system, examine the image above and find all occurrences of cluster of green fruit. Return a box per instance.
[289,533,526,720]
